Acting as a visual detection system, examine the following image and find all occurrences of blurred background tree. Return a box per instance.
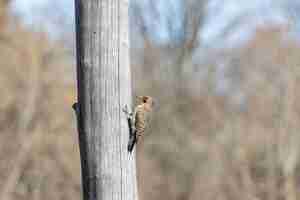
[1,0,300,200]
[0,1,79,200]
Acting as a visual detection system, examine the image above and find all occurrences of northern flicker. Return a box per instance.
[124,96,154,153]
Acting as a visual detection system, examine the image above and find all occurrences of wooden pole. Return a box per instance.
[74,0,138,199]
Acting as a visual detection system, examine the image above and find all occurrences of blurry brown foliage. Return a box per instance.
[134,24,300,200]
[0,2,80,200]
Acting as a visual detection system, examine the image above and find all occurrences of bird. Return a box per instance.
[126,96,154,153]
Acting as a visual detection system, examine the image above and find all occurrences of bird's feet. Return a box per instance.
[122,105,133,118]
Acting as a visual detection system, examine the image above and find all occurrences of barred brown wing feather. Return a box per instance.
[135,107,146,137]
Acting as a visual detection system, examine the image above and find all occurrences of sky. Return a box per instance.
[10,0,300,106]
[11,0,74,37]
[11,0,300,48]
[201,0,300,47]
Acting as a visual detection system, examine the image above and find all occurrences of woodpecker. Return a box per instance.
[124,96,154,153]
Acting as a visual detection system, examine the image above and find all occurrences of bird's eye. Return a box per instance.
[143,96,148,103]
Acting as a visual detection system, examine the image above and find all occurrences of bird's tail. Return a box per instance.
[127,133,137,153]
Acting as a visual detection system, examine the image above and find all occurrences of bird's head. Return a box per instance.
[137,95,155,110]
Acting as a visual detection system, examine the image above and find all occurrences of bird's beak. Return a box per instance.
[152,99,157,108]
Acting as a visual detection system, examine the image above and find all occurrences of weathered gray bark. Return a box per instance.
[74,0,138,200]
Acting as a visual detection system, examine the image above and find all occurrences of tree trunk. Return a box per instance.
[74,0,138,200]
